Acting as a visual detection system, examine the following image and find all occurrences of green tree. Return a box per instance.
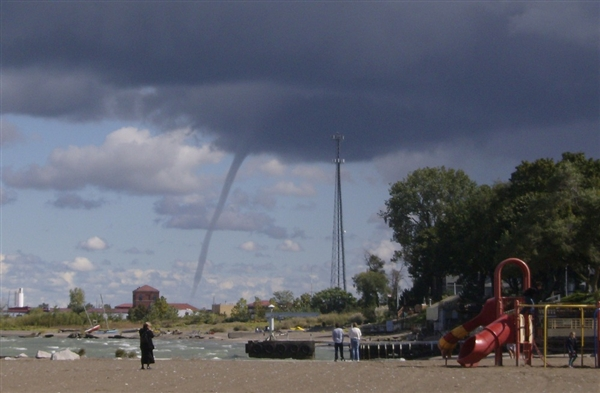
[501,155,600,293]
[147,296,179,321]
[310,287,356,313]
[230,298,250,322]
[68,288,86,314]
[352,254,389,320]
[252,297,267,320]
[433,183,510,302]
[292,293,313,312]
[128,304,150,322]
[381,167,477,301]
[272,290,294,311]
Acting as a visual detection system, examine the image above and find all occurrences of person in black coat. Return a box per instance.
[139,322,155,369]
[565,331,578,368]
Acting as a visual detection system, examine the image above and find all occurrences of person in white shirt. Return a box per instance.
[348,323,362,361]
[331,323,345,361]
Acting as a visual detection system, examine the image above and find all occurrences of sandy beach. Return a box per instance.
[2,356,599,393]
[1,329,598,392]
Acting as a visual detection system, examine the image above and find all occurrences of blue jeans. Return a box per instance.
[350,338,360,361]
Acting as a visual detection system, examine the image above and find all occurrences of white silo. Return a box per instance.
[17,288,24,307]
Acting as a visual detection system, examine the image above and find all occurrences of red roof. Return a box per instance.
[248,300,273,309]
[113,302,198,311]
[7,307,31,313]
[169,303,199,311]
[133,285,159,293]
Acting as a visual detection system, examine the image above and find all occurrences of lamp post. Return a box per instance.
[267,304,275,340]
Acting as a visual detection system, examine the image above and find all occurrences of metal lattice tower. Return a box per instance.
[330,133,346,291]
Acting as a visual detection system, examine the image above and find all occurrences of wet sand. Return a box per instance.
[1,356,599,393]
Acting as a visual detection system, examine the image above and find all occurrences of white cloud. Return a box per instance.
[259,159,286,176]
[64,257,95,272]
[278,239,302,252]
[239,241,258,251]
[367,239,401,262]
[0,254,8,275]
[218,280,235,290]
[0,249,333,308]
[3,127,225,195]
[78,236,108,251]
[49,271,76,288]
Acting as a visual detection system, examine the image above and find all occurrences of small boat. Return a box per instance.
[85,324,101,334]
[95,329,120,335]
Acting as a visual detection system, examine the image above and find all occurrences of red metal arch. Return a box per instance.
[494,257,531,316]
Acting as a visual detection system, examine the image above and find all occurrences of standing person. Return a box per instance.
[520,287,538,315]
[349,322,362,361]
[506,343,516,359]
[139,322,155,370]
[565,331,578,368]
[332,323,345,361]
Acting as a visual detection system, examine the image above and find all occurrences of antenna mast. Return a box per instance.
[330,133,346,291]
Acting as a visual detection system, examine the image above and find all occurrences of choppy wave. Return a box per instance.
[0,336,334,360]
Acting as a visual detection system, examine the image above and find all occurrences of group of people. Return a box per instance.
[332,322,362,361]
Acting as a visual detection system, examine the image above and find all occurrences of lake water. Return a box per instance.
[0,335,335,361]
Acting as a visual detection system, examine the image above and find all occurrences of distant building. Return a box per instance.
[114,285,200,318]
[133,285,160,308]
[5,306,32,317]
[170,303,200,317]
[444,276,463,296]
[248,300,273,318]
[212,303,235,317]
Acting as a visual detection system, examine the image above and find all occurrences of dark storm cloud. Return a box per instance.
[2,2,598,161]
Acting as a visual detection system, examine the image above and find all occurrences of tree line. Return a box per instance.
[9,153,597,328]
[381,152,599,306]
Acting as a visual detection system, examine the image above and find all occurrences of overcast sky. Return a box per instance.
[1,2,598,309]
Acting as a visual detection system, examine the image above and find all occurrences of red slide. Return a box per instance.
[438,298,497,357]
[457,313,516,367]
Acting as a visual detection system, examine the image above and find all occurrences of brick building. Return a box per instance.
[132,285,159,308]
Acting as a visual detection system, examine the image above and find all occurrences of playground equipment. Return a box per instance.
[533,302,600,368]
[438,257,600,367]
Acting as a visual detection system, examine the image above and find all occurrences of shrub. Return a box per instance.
[347,313,365,325]
[77,348,86,357]
[317,313,347,328]
[562,291,599,304]
[127,351,137,358]
[115,349,126,358]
